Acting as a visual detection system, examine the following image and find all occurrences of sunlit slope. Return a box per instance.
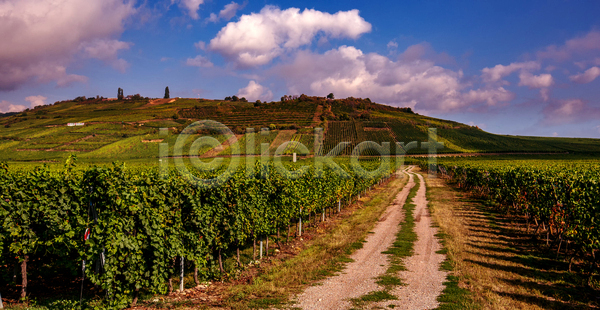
[1,96,599,162]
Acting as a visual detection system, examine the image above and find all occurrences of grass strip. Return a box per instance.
[376,172,420,288]
[349,290,398,308]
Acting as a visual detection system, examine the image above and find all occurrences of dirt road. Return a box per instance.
[293,167,415,309]
[378,172,448,309]
[293,168,447,310]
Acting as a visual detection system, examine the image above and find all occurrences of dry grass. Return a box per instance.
[426,175,599,310]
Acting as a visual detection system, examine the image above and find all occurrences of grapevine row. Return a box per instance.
[430,160,600,277]
[0,160,393,308]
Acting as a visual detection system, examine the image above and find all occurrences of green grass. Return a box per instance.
[350,290,398,308]
[379,174,420,280]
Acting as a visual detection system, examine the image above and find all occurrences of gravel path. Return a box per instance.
[378,172,448,309]
[293,168,415,310]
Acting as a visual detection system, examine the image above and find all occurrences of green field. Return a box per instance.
[2,95,600,166]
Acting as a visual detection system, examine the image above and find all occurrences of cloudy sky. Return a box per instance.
[1,0,600,138]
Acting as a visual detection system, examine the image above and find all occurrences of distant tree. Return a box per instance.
[254,100,262,107]
[164,86,170,99]
[327,93,334,99]
[232,95,239,101]
[240,97,247,102]
[117,88,124,100]
[224,96,232,101]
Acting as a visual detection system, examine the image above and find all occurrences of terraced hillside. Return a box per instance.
[1,95,600,163]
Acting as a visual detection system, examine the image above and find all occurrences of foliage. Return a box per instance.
[0,161,393,308]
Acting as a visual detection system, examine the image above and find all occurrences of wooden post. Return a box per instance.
[218,249,224,274]
[338,200,341,213]
[20,255,28,299]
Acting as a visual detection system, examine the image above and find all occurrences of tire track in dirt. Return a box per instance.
[293,167,416,310]
[378,172,448,309]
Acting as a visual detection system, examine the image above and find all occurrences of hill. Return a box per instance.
[1,95,600,163]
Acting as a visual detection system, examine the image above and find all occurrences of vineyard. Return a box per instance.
[0,159,394,309]
[429,158,600,278]
[177,101,318,130]
[323,121,358,156]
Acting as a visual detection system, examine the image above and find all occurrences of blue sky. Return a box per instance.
[1,0,600,138]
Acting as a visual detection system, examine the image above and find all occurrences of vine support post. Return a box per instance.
[194,263,199,286]
[0,291,3,309]
[179,256,184,292]
[298,209,303,237]
[218,249,224,274]
[20,255,28,299]
[259,238,263,259]
[338,200,341,213]
[322,209,325,222]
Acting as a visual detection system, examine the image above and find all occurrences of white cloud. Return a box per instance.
[237,80,273,101]
[80,39,132,72]
[552,132,558,137]
[463,87,515,107]
[186,55,214,68]
[209,6,371,67]
[542,98,600,125]
[518,72,553,88]
[481,61,540,83]
[569,66,600,84]
[398,42,454,64]
[173,0,205,19]
[207,1,245,23]
[387,40,398,49]
[540,88,550,102]
[275,46,514,112]
[25,95,47,108]
[537,30,600,61]
[207,13,219,23]
[0,0,135,91]
[0,100,26,113]
[194,41,207,50]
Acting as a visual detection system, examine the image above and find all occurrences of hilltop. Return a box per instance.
[1,95,600,163]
